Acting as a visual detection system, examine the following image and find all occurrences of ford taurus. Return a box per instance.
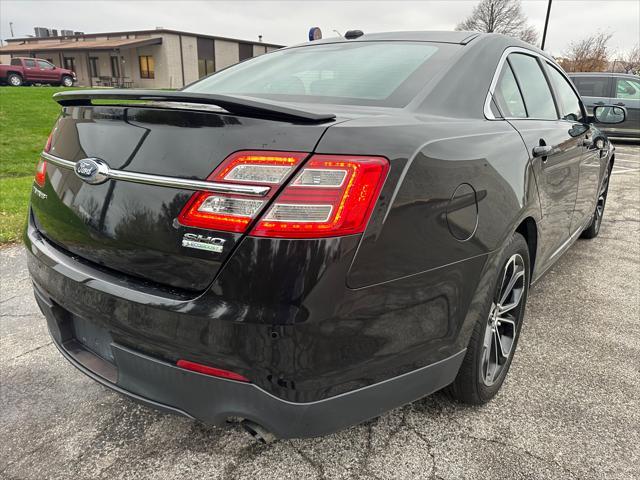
[25,31,625,441]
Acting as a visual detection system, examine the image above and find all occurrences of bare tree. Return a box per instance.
[456,0,538,45]
[620,44,640,74]
[559,33,612,72]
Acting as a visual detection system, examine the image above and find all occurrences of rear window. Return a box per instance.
[185,42,459,107]
[571,76,610,97]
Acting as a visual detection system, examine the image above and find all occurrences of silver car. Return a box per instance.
[569,72,639,139]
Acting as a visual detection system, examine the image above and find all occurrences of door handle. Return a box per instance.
[594,101,605,106]
[532,145,553,158]
[615,102,625,106]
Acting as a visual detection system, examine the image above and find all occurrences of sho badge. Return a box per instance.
[182,233,226,253]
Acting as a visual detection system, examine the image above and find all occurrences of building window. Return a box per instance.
[63,57,75,71]
[110,56,120,77]
[139,55,155,79]
[239,42,253,61]
[197,37,215,78]
[89,57,99,77]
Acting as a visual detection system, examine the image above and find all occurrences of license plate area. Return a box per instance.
[35,286,118,384]
[72,315,115,364]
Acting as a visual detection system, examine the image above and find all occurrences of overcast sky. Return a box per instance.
[1,0,638,57]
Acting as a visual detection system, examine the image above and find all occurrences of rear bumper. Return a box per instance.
[34,283,464,438]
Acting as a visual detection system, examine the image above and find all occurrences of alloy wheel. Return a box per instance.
[594,193,605,234]
[63,77,73,87]
[9,76,21,86]
[481,253,526,386]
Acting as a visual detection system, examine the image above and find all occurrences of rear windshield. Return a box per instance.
[185,41,459,107]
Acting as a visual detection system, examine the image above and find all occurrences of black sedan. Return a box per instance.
[26,30,625,441]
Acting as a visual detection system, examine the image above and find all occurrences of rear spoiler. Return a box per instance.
[53,89,336,124]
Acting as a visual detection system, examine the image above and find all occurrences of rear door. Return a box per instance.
[492,52,583,266]
[22,58,39,81]
[611,76,640,137]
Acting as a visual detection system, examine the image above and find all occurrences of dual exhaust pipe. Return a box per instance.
[240,419,277,444]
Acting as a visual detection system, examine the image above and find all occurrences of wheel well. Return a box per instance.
[7,71,22,78]
[515,217,537,277]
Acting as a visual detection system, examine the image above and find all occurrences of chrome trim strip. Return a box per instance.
[549,224,585,261]
[41,151,270,196]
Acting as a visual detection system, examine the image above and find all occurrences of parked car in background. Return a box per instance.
[0,57,76,87]
[569,72,640,139]
[26,31,625,441]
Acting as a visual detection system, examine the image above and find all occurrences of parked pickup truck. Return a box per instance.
[0,57,76,87]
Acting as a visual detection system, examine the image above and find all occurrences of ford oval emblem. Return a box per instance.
[74,158,110,184]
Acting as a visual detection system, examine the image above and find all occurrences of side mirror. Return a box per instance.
[593,105,626,124]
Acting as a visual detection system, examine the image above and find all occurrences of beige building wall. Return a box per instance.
[180,35,199,86]
[214,39,239,70]
[252,44,267,57]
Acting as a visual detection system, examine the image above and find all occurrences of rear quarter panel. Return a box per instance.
[314,115,541,288]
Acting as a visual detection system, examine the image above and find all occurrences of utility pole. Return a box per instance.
[541,0,552,50]
[9,22,15,37]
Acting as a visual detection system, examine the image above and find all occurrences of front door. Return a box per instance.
[544,62,599,232]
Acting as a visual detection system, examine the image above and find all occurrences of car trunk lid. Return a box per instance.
[31,96,335,292]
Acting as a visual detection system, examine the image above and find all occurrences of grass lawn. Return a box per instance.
[0,86,67,243]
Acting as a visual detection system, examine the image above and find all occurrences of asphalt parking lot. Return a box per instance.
[1,141,638,480]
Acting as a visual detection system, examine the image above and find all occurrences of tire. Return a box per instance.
[581,162,612,239]
[447,232,530,404]
[61,75,74,87]
[7,73,23,86]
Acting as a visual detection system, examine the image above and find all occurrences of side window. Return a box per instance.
[10,58,21,66]
[572,76,610,98]
[37,60,54,70]
[493,63,527,118]
[546,64,583,122]
[616,78,640,100]
[23,59,36,68]
[508,54,557,120]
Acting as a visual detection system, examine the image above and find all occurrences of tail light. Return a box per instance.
[178,151,308,232]
[178,151,389,238]
[251,155,389,238]
[34,134,53,187]
[34,160,47,187]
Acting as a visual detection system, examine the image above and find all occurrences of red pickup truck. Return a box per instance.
[0,57,76,87]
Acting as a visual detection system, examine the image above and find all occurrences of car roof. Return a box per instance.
[287,30,481,49]
[568,72,639,78]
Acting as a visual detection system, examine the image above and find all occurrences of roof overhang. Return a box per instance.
[0,37,162,54]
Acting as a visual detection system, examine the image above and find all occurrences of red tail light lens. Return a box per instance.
[44,132,53,153]
[251,155,389,238]
[177,359,249,382]
[34,159,47,187]
[177,151,308,232]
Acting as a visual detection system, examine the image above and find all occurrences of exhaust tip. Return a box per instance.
[241,419,277,444]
